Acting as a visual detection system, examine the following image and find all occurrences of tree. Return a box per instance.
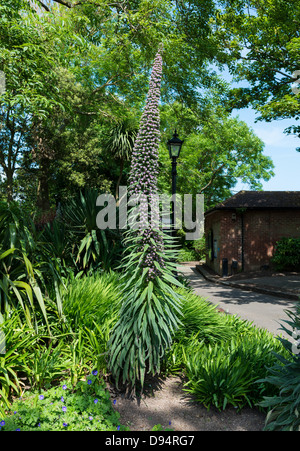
[158,102,274,208]
[0,0,64,201]
[215,0,300,148]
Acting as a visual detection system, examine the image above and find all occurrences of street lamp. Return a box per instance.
[167,130,184,232]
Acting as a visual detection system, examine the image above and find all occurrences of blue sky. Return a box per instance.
[233,107,299,192]
[217,65,300,193]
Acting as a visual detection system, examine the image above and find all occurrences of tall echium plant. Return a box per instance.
[108,46,183,390]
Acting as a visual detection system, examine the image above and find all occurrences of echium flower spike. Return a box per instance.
[128,45,165,280]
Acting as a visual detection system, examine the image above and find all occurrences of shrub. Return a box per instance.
[183,331,285,411]
[0,374,128,431]
[0,312,39,416]
[62,271,121,331]
[164,288,287,411]
[259,306,300,431]
[272,237,300,271]
[175,288,235,343]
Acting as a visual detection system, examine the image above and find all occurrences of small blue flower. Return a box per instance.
[94,399,98,404]
[62,385,67,390]
[0,421,5,426]
[117,425,120,431]
[16,428,20,431]
[92,370,98,376]
[169,421,171,426]
[39,395,44,400]
[62,406,67,412]
[63,422,68,427]
[113,400,116,405]
[89,416,93,421]
[87,379,92,385]
[61,396,64,402]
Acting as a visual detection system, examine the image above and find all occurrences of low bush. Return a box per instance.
[272,237,300,271]
[183,331,285,411]
[0,373,128,431]
[164,288,287,411]
[62,271,121,331]
[259,306,300,431]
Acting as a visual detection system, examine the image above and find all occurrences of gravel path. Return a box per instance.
[109,376,266,431]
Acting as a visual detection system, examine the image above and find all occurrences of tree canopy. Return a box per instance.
[215,0,300,147]
[1,0,294,210]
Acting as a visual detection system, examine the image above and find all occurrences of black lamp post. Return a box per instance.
[167,130,184,234]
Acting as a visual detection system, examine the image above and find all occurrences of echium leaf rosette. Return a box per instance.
[108,46,183,391]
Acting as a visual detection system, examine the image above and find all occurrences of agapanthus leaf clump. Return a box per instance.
[108,46,183,390]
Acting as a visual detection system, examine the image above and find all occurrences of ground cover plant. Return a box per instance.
[0,373,128,431]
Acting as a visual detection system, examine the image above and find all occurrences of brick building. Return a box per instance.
[205,191,300,275]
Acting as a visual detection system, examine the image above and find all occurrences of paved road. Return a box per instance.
[178,266,297,339]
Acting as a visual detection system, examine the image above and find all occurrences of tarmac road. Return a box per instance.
[178,265,297,339]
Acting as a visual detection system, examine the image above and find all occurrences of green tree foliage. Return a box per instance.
[0,0,275,207]
[0,0,63,201]
[158,102,274,208]
[215,0,300,147]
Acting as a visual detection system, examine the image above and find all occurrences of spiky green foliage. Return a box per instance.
[259,306,300,431]
[108,231,182,388]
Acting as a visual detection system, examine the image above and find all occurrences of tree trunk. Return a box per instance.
[36,158,50,212]
[5,167,14,203]
[115,158,124,206]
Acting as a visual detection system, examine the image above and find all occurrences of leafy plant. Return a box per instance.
[0,312,38,416]
[272,237,300,271]
[175,288,235,344]
[0,375,128,431]
[62,271,121,332]
[259,306,300,431]
[0,202,64,328]
[26,341,71,391]
[59,189,122,272]
[183,330,285,411]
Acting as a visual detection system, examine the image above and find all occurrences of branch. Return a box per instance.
[34,0,51,11]
[199,163,226,193]
[51,0,73,7]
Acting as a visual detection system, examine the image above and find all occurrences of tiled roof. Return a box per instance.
[206,191,300,214]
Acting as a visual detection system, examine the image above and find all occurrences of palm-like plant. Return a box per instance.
[59,189,122,272]
[0,202,63,330]
[102,117,138,202]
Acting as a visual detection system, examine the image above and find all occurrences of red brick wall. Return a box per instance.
[205,209,300,275]
[243,209,300,271]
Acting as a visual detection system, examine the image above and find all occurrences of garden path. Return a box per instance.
[109,376,266,431]
[178,265,297,339]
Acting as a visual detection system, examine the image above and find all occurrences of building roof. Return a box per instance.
[205,191,300,215]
